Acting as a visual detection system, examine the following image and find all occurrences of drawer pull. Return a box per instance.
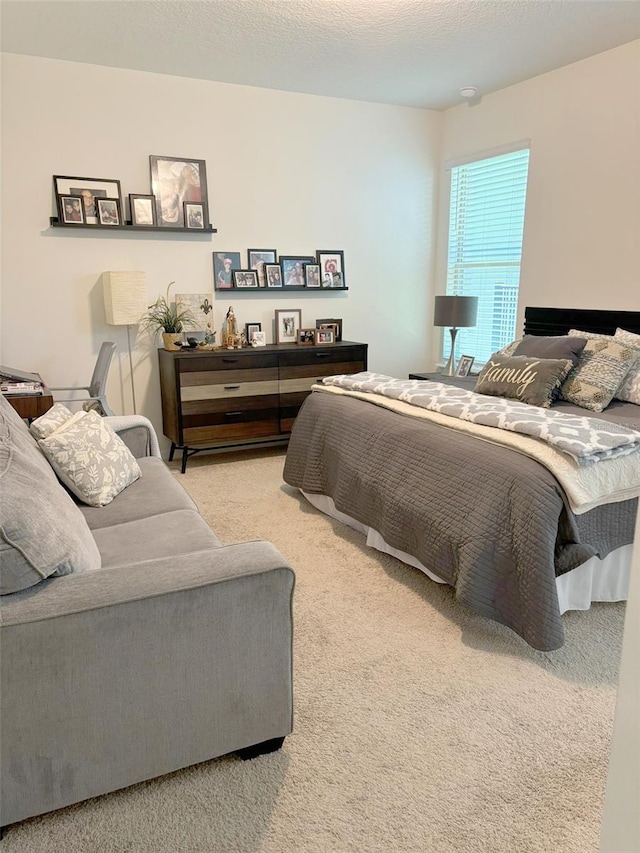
[315,352,331,358]
[222,358,239,364]
[224,384,241,390]
[225,411,243,417]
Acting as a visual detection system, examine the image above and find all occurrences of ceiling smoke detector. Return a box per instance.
[459,86,478,99]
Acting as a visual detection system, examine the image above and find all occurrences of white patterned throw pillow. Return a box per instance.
[613,327,640,404]
[38,410,141,506]
[562,330,640,412]
[29,402,74,439]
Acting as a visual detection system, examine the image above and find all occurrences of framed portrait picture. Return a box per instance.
[245,322,262,343]
[265,263,283,288]
[129,194,156,226]
[184,201,205,229]
[175,293,214,337]
[317,250,346,288]
[213,252,241,290]
[298,328,316,345]
[316,328,335,345]
[315,318,342,342]
[96,198,121,226]
[304,263,321,288]
[248,249,277,287]
[57,195,85,224]
[53,175,122,225]
[455,355,475,377]
[281,256,315,287]
[233,270,259,288]
[251,331,266,347]
[275,309,302,344]
[150,155,209,228]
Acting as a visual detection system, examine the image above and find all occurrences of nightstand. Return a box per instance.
[4,389,54,421]
[408,372,478,390]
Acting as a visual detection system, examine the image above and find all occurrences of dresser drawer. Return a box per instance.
[181,378,279,403]
[177,352,278,373]
[278,346,365,369]
[183,411,280,445]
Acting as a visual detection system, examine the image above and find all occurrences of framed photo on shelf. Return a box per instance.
[304,263,321,288]
[233,270,259,288]
[53,175,122,225]
[184,201,205,229]
[275,309,302,344]
[265,264,283,288]
[316,328,335,345]
[96,198,121,226]
[213,252,241,289]
[317,250,345,288]
[298,328,316,345]
[248,249,277,287]
[245,322,262,343]
[150,155,209,228]
[57,195,85,224]
[281,256,315,287]
[455,355,475,377]
[315,318,342,342]
[129,194,156,226]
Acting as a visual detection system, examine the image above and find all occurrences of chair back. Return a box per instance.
[88,342,117,398]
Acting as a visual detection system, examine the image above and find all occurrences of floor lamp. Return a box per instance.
[433,295,479,376]
[102,271,147,414]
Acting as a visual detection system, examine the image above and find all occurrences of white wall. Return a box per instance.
[433,40,640,367]
[0,53,441,439]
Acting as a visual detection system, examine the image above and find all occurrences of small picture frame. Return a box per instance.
[275,309,302,344]
[233,270,259,288]
[315,328,335,345]
[251,331,266,347]
[184,201,205,229]
[129,194,156,226]
[316,318,342,342]
[53,175,122,225]
[97,197,121,226]
[281,256,315,287]
[304,263,321,288]
[58,195,85,224]
[317,250,345,288]
[213,252,241,290]
[245,322,262,343]
[265,264,283,288]
[298,328,316,345]
[248,249,277,287]
[455,355,475,377]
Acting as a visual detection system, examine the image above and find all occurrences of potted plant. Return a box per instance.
[141,281,196,350]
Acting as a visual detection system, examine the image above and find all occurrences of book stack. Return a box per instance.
[1,366,45,396]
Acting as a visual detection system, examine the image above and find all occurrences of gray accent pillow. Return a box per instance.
[474,355,573,408]
[614,328,640,404]
[562,330,640,412]
[514,334,588,401]
[0,394,101,595]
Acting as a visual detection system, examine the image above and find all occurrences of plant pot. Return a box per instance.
[162,333,182,351]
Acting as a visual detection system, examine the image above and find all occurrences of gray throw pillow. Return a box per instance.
[474,355,573,408]
[514,334,587,401]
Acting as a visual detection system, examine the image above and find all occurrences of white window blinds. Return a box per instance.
[443,146,530,366]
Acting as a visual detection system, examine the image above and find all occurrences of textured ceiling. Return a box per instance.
[2,0,639,110]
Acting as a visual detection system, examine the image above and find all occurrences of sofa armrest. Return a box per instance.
[103,415,161,458]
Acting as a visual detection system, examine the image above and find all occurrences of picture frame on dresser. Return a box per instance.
[275,309,302,344]
[316,318,342,342]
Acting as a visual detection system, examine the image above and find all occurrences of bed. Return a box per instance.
[283,307,640,651]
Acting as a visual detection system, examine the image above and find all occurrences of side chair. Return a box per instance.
[49,341,117,416]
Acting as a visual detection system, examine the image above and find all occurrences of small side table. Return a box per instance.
[4,390,54,421]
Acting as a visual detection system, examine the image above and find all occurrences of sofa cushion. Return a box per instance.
[92,509,222,569]
[80,457,198,530]
[38,410,141,507]
[29,402,74,439]
[0,394,101,595]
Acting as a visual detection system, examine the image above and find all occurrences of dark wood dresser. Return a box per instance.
[159,341,367,471]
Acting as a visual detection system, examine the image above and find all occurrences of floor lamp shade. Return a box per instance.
[102,271,147,325]
[433,295,478,376]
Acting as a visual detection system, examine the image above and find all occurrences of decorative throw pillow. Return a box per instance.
[474,355,573,408]
[513,335,587,401]
[495,339,521,357]
[561,330,640,412]
[38,410,141,507]
[29,402,74,440]
[613,328,640,404]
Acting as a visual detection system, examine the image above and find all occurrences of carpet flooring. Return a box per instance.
[3,448,625,853]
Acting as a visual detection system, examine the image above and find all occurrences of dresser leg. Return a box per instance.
[181,447,189,474]
[168,442,176,462]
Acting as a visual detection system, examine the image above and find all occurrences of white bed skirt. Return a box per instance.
[301,491,631,614]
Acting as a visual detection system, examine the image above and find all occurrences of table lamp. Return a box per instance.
[102,271,147,413]
[433,295,478,376]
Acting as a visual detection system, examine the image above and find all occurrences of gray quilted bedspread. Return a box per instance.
[283,391,637,651]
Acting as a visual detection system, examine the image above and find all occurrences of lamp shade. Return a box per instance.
[102,271,147,326]
[433,295,478,328]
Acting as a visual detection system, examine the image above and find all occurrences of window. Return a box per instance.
[442,145,530,366]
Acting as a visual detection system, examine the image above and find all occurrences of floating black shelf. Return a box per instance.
[214,286,348,293]
[49,218,217,234]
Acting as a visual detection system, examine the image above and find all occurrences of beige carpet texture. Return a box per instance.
[2,449,626,853]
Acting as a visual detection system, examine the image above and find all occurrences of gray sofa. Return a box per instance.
[0,393,294,831]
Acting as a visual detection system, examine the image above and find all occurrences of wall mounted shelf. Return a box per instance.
[214,287,348,294]
[49,218,217,234]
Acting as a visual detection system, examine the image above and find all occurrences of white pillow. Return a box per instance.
[614,327,640,404]
[38,410,141,506]
[29,402,74,439]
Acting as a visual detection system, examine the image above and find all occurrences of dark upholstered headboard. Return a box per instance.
[524,307,640,337]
